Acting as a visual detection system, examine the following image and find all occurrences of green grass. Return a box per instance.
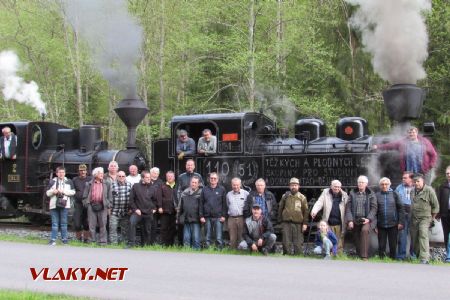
[0,289,92,300]
[0,233,446,265]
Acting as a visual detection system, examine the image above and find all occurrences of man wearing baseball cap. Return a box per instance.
[278,177,309,255]
[411,173,439,264]
[238,202,277,255]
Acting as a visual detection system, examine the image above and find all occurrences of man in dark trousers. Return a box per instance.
[176,159,203,244]
[158,171,177,246]
[201,172,227,249]
[178,176,203,250]
[239,203,277,256]
[72,164,92,242]
[128,170,158,247]
[345,175,377,260]
[437,165,450,260]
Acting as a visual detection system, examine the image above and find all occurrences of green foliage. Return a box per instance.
[0,0,448,164]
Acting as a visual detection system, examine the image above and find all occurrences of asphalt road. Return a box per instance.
[0,241,448,300]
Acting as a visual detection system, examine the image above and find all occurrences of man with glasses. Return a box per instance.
[176,129,195,160]
[395,171,415,260]
[411,173,439,264]
[345,175,377,260]
[375,177,405,259]
[200,172,227,249]
[110,171,132,244]
[437,166,450,262]
[311,179,349,254]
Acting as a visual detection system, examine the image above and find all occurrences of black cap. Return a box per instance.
[413,173,424,180]
[252,203,261,209]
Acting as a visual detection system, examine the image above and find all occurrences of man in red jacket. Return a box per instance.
[373,126,437,184]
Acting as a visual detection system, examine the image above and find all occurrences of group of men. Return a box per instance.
[176,129,217,160]
[45,157,450,263]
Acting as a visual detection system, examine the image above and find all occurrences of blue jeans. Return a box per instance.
[397,211,413,259]
[205,218,223,248]
[50,207,68,242]
[183,222,201,250]
[446,233,450,262]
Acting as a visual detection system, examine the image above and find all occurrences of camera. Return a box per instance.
[355,218,365,225]
[57,193,64,199]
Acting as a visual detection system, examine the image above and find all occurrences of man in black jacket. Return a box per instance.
[437,165,450,253]
[72,164,92,242]
[375,177,405,259]
[158,171,177,246]
[178,176,203,250]
[244,178,278,225]
[127,171,158,247]
[238,203,277,255]
[201,172,227,249]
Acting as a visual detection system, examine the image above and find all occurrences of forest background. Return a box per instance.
[0,0,449,184]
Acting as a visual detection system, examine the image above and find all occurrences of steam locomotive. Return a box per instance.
[152,84,430,199]
[0,99,148,222]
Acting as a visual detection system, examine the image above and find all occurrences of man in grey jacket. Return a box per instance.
[83,167,112,245]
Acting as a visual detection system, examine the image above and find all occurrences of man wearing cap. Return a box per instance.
[72,164,92,242]
[311,179,349,254]
[176,129,196,160]
[239,202,277,255]
[278,177,308,255]
[411,173,439,264]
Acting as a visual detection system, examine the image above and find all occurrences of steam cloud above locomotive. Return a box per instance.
[0,50,46,115]
[347,0,431,84]
[62,0,143,98]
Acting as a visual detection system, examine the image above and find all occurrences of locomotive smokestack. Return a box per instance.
[114,98,149,149]
[382,84,425,123]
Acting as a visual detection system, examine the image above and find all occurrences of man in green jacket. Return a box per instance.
[411,173,439,264]
[278,177,308,255]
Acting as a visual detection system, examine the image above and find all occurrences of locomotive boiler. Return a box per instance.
[0,98,148,222]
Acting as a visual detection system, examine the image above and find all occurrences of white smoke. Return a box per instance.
[0,50,46,114]
[63,0,143,98]
[346,0,431,84]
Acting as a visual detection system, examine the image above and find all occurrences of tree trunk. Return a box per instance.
[248,0,256,111]
[276,0,286,88]
[158,0,166,137]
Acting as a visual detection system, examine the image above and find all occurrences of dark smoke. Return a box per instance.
[63,0,143,98]
[346,0,431,84]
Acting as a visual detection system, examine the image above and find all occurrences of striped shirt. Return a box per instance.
[91,180,104,203]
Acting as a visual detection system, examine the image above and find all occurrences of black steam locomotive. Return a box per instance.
[152,84,428,200]
[0,99,148,222]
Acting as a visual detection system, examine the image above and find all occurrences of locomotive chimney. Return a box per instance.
[114,98,149,149]
[382,84,425,123]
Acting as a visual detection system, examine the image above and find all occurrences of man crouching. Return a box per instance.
[238,203,277,255]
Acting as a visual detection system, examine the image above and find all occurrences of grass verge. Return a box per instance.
[0,289,92,300]
[0,232,446,265]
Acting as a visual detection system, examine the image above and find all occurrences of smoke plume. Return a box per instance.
[0,50,46,114]
[63,0,143,98]
[346,0,431,84]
